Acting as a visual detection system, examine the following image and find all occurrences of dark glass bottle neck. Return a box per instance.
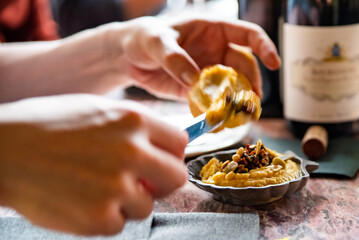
[285,0,359,26]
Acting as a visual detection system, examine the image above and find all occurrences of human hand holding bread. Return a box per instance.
[102,17,280,101]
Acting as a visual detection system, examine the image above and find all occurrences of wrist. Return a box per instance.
[51,24,133,94]
[96,22,135,87]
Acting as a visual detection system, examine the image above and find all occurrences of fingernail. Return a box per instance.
[266,51,281,70]
[258,89,263,99]
[181,71,198,86]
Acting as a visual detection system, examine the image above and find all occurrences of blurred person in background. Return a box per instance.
[50,0,167,37]
[0,0,281,236]
[0,0,58,42]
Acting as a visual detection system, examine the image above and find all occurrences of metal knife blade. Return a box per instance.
[183,113,223,143]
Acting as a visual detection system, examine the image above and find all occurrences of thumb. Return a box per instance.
[145,34,200,87]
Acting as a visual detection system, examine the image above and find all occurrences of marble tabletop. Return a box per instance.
[155,119,359,240]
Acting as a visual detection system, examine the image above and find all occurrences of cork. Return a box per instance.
[302,125,328,159]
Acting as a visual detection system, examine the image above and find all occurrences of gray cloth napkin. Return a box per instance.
[0,212,259,240]
[0,216,152,240]
[150,212,259,240]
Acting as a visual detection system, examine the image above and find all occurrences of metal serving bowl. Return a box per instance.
[187,149,319,205]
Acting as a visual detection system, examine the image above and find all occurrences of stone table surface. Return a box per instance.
[154,119,359,240]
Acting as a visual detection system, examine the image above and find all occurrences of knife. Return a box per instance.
[183,90,260,143]
[183,113,223,143]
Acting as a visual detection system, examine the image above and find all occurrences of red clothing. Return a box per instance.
[0,0,58,42]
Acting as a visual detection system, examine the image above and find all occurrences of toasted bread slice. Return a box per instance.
[188,64,261,132]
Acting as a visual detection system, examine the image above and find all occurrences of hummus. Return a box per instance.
[200,140,301,188]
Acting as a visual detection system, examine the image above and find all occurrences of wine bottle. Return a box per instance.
[283,0,359,137]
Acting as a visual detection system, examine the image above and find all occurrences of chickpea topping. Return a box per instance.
[200,140,301,188]
[272,157,287,169]
[255,139,262,155]
[236,147,244,157]
[223,161,238,173]
[232,154,241,162]
[220,160,230,171]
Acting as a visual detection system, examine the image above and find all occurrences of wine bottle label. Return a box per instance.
[283,23,359,123]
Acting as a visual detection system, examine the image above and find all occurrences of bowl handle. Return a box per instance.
[285,151,319,174]
[303,159,319,173]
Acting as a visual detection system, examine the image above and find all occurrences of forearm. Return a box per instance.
[0,24,130,103]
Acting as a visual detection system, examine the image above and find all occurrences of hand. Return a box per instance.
[0,94,187,236]
[173,18,282,98]
[107,17,280,100]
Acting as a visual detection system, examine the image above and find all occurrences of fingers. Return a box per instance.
[145,33,200,87]
[130,67,190,101]
[111,109,187,198]
[220,20,281,70]
[120,174,154,220]
[5,179,126,236]
[224,44,263,98]
[147,117,188,159]
[134,141,187,198]
[85,201,127,236]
